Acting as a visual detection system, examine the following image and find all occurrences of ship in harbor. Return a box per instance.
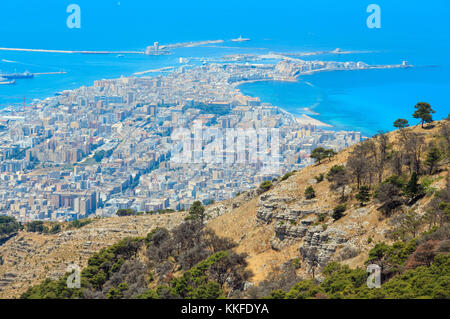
[0,71,34,79]
[0,77,15,85]
[231,36,250,42]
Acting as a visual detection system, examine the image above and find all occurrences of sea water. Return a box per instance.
[0,0,449,135]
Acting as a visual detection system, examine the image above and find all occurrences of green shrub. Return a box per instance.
[116,209,136,217]
[25,221,48,233]
[281,171,295,181]
[292,258,301,269]
[326,165,345,180]
[314,173,324,183]
[304,186,316,199]
[332,204,347,220]
[68,219,92,229]
[259,180,273,191]
[0,216,21,238]
[356,186,371,206]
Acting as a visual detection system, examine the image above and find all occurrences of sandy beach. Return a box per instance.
[295,114,333,127]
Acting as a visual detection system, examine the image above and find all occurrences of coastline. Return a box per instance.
[295,114,333,127]
[233,62,416,130]
[1,53,415,132]
[234,78,333,128]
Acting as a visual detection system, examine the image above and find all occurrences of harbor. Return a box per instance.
[0,71,67,85]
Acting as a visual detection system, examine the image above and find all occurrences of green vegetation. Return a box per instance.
[317,213,327,222]
[19,112,450,300]
[393,118,409,129]
[292,258,301,270]
[413,102,436,128]
[311,147,336,164]
[332,204,347,220]
[21,213,251,299]
[25,221,48,233]
[281,171,295,181]
[404,172,425,201]
[326,165,349,201]
[24,221,63,234]
[304,186,316,199]
[48,224,61,234]
[68,219,92,229]
[326,165,346,179]
[93,149,113,163]
[425,146,442,175]
[20,275,84,299]
[0,216,21,239]
[185,200,206,223]
[314,173,324,183]
[355,186,371,206]
[116,209,136,217]
[259,180,273,192]
[193,102,230,116]
[144,209,176,215]
[262,225,449,299]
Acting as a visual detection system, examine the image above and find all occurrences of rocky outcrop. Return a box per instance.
[276,207,317,222]
[205,188,264,222]
[256,194,293,223]
[271,222,309,250]
[205,203,231,222]
[299,226,347,269]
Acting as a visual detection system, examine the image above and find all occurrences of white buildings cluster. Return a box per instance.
[0,60,363,222]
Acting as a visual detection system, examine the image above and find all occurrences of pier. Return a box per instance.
[0,47,144,55]
[133,67,175,76]
[33,71,67,76]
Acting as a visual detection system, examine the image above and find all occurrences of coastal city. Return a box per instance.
[0,55,409,222]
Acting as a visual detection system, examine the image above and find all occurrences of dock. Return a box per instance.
[33,71,67,76]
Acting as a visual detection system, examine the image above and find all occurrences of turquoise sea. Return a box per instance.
[238,65,450,136]
[1,0,449,136]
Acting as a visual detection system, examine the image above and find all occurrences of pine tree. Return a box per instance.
[393,118,409,129]
[404,172,424,199]
[186,200,206,223]
[355,186,371,206]
[425,146,441,174]
[311,147,326,164]
[412,102,435,128]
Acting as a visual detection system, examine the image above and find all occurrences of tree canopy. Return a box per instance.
[413,102,435,128]
[393,118,409,129]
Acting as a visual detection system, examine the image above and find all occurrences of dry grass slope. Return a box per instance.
[0,212,186,298]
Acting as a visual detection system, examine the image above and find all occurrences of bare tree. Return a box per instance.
[376,182,403,217]
[327,165,349,201]
[374,132,389,182]
[402,132,425,175]
[389,150,403,176]
[347,146,369,189]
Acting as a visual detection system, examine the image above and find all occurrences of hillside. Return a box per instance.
[1,119,449,299]
[209,120,449,284]
[0,213,186,298]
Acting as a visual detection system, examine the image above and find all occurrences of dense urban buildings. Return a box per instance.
[0,58,372,221]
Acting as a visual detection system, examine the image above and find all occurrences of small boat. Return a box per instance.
[231,36,250,42]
